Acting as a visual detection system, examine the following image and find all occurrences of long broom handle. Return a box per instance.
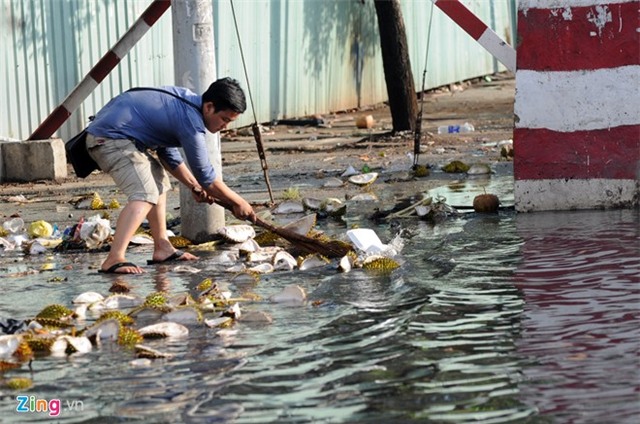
[207,195,279,234]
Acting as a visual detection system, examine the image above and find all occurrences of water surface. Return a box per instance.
[0,207,637,423]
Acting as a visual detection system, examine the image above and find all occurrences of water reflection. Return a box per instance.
[514,209,640,424]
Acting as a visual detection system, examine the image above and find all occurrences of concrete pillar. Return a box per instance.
[513,0,639,211]
[172,0,225,242]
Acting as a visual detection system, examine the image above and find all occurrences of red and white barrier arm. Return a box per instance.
[432,0,516,73]
[28,0,171,140]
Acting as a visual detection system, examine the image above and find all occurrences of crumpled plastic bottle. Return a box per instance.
[2,217,24,234]
[437,122,475,134]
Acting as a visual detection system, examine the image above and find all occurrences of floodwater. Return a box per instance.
[0,188,638,423]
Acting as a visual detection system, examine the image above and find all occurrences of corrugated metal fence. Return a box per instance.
[0,0,514,142]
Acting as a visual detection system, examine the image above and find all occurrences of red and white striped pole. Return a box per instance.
[28,0,171,141]
[514,0,639,211]
[431,0,516,73]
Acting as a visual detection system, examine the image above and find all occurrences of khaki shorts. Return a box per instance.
[86,134,171,204]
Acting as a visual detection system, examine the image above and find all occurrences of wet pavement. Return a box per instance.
[0,73,516,230]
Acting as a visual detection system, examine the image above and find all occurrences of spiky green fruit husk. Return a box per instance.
[36,304,75,320]
[413,164,430,178]
[362,257,401,273]
[34,318,74,329]
[169,235,192,248]
[6,377,33,390]
[118,327,144,349]
[196,278,214,292]
[442,160,470,173]
[90,192,105,210]
[98,311,134,326]
[24,336,56,355]
[253,231,280,246]
[203,295,230,309]
[144,292,168,308]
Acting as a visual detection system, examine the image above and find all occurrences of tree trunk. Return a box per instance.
[374,0,418,132]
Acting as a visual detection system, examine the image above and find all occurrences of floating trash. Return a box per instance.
[248,263,275,274]
[237,238,261,253]
[102,294,143,310]
[36,304,75,321]
[117,327,143,348]
[73,291,105,305]
[281,214,317,236]
[218,224,256,243]
[162,306,203,324]
[138,322,189,339]
[338,255,353,273]
[84,319,121,341]
[298,254,330,271]
[204,317,234,329]
[361,256,401,273]
[473,193,500,213]
[0,335,21,357]
[346,228,387,255]
[238,310,273,324]
[50,336,92,356]
[269,284,307,303]
[273,250,297,271]
[5,377,33,390]
[135,344,174,359]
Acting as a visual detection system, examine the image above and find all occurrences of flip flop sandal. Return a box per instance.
[147,250,186,265]
[98,262,141,274]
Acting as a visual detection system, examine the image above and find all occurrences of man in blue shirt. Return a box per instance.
[86,77,256,274]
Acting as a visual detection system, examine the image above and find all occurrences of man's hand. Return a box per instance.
[233,199,257,223]
[191,186,215,204]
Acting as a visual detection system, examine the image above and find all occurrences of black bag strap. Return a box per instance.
[126,87,202,114]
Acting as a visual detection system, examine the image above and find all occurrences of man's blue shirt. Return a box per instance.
[86,86,217,186]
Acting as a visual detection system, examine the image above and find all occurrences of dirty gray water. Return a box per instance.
[0,193,638,422]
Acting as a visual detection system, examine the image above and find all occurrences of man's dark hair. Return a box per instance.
[202,77,246,113]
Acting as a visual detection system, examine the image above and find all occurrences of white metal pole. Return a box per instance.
[172,0,225,242]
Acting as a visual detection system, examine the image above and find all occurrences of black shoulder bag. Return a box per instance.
[65,88,200,178]
[65,118,98,178]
